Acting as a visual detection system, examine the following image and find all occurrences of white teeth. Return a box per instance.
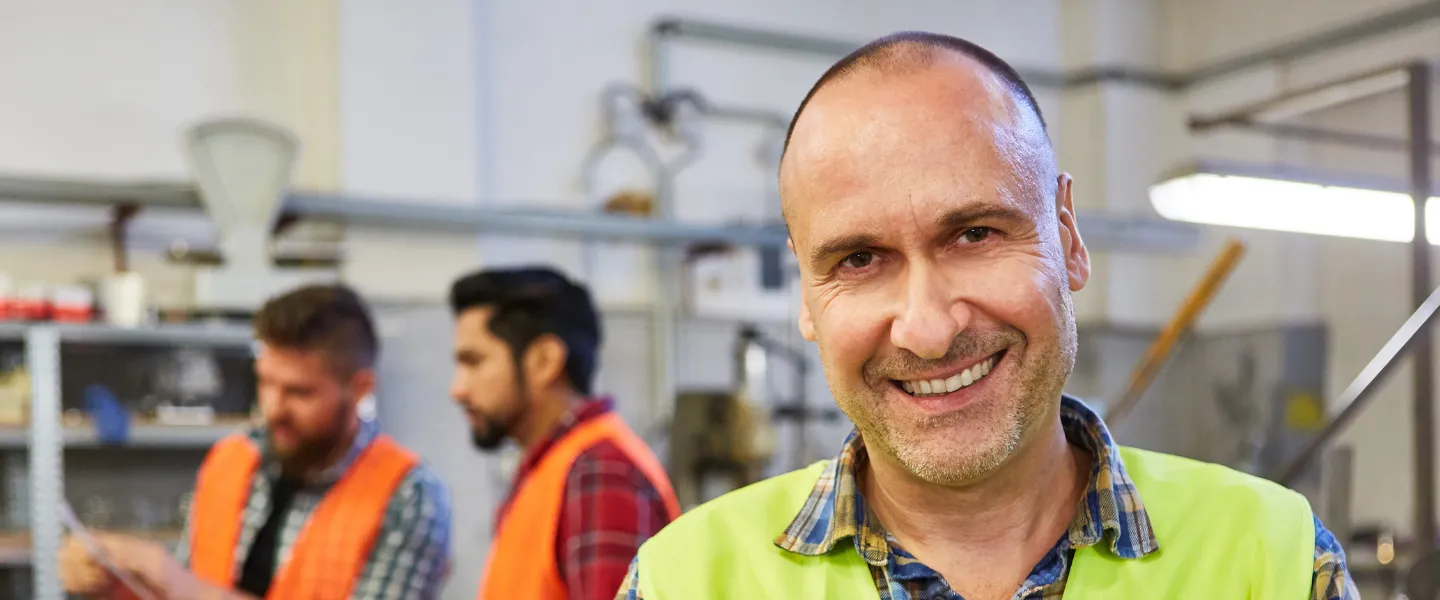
[899,356,998,397]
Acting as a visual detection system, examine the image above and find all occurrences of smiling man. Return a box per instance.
[616,32,1356,600]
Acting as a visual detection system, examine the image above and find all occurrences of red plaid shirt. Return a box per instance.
[495,398,672,600]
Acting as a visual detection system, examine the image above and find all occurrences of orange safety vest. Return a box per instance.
[188,432,419,599]
[478,412,681,600]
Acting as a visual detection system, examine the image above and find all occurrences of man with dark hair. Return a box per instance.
[448,266,678,600]
[618,32,1356,599]
[60,283,453,600]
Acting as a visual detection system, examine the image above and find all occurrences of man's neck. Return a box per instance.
[514,389,585,450]
[861,416,1091,598]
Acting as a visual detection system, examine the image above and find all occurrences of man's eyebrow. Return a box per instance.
[809,232,881,266]
[936,205,1030,231]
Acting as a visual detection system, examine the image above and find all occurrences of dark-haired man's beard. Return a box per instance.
[470,393,524,452]
[268,403,354,477]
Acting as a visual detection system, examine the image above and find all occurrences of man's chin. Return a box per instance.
[267,439,298,459]
[907,434,1019,485]
[470,430,507,452]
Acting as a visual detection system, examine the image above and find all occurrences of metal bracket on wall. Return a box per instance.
[108,203,140,274]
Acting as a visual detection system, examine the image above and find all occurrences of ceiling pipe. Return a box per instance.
[650,2,1440,91]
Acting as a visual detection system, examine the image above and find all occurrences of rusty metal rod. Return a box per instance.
[1105,239,1248,425]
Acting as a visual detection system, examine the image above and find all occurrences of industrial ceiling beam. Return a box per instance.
[0,172,1200,253]
[650,1,1440,91]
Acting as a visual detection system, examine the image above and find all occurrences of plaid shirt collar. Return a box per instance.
[774,395,1159,565]
[251,416,381,486]
[513,396,615,480]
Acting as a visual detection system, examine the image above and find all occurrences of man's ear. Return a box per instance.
[346,368,377,406]
[789,237,818,341]
[1055,173,1091,292]
[799,302,816,341]
[523,335,569,389]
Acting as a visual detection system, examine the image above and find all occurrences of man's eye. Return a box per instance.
[959,227,994,244]
[840,251,875,269]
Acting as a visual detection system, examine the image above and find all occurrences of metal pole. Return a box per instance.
[1189,120,1440,155]
[1188,64,1409,126]
[1275,282,1440,484]
[1409,61,1436,553]
[26,326,63,600]
[646,33,681,451]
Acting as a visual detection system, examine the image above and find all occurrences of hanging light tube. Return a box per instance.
[1148,160,1440,244]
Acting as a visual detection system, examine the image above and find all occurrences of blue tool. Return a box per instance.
[83,385,130,445]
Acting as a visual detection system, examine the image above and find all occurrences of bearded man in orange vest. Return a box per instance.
[446,267,679,600]
[59,283,454,600]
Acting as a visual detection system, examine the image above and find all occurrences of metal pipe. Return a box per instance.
[0,173,198,208]
[1185,2,1440,84]
[578,84,669,196]
[651,3,1440,91]
[1320,446,1355,557]
[646,38,683,455]
[287,192,792,247]
[0,174,1197,253]
[703,104,788,128]
[1192,120,1440,155]
[1190,64,1410,128]
[26,326,63,600]
[1276,281,1440,485]
[648,17,1074,88]
[1408,61,1436,552]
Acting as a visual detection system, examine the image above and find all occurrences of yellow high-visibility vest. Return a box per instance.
[633,447,1314,598]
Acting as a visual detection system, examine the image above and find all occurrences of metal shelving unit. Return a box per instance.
[0,322,254,600]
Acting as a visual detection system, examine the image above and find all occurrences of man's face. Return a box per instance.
[254,343,362,472]
[782,57,1090,486]
[449,307,525,451]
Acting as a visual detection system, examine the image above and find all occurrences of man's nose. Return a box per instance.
[891,264,969,360]
[258,393,285,421]
[448,371,467,403]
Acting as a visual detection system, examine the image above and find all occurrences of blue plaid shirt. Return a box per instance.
[175,418,454,599]
[617,396,1357,599]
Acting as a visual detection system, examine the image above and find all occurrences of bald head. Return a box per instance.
[779,33,1056,225]
[782,32,1048,157]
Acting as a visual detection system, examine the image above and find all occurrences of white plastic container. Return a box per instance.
[102,272,148,327]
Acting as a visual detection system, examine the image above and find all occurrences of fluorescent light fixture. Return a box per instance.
[1148,161,1440,245]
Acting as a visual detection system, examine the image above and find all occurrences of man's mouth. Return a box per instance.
[894,350,1005,397]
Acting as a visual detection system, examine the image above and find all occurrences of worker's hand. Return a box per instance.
[60,532,185,599]
[58,534,116,595]
[101,534,192,597]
